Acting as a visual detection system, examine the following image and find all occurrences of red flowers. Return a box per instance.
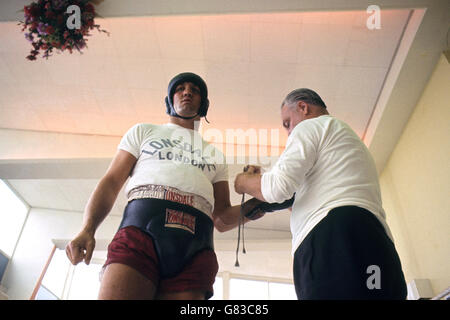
[20,0,109,61]
[24,4,42,19]
[45,25,55,34]
[45,10,56,20]
[85,3,95,13]
[56,14,64,26]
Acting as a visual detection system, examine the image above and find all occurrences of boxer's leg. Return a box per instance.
[156,249,219,300]
[156,290,205,300]
[98,263,156,300]
[100,226,160,300]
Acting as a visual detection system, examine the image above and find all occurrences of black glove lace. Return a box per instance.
[235,193,247,267]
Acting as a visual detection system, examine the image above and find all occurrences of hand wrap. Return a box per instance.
[242,194,295,220]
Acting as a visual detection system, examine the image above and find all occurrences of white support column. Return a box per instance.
[222,271,230,300]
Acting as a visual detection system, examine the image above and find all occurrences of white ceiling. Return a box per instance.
[0,0,449,243]
[0,10,411,137]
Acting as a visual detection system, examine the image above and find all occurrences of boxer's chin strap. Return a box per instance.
[235,193,247,267]
[172,111,210,124]
[172,111,199,120]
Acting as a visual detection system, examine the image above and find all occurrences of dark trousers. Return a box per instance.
[293,206,407,300]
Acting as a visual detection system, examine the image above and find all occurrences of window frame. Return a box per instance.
[217,271,296,300]
[0,179,30,259]
[34,240,297,300]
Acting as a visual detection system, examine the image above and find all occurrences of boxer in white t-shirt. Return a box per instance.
[65,73,260,300]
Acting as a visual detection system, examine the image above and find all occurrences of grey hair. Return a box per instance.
[281,88,327,109]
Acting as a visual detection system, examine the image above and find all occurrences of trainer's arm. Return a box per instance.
[66,149,136,265]
[211,181,250,233]
[238,126,317,204]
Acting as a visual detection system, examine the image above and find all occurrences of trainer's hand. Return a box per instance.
[234,172,246,194]
[65,230,96,265]
[243,165,261,174]
[234,173,257,194]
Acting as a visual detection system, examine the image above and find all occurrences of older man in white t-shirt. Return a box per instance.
[234,88,407,300]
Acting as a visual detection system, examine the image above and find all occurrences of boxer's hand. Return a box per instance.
[243,195,296,220]
[65,230,96,265]
[241,197,266,221]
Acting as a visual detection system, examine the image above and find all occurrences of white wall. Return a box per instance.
[2,208,120,300]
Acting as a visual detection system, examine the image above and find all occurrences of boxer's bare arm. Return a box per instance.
[66,150,136,265]
[211,181,250,232]
[81,150,136,235]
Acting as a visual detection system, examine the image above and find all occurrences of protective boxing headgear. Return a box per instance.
[165,72,209,120]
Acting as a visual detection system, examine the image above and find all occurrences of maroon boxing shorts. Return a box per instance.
[103,225,219,299]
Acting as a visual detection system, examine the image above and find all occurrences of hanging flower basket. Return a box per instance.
[19,0,109,61]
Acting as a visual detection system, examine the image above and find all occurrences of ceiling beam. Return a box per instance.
[0,158,111,179]
[0,0,443,22]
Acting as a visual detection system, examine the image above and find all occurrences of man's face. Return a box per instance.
[281,102,306,136]
[172,81,202,118]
